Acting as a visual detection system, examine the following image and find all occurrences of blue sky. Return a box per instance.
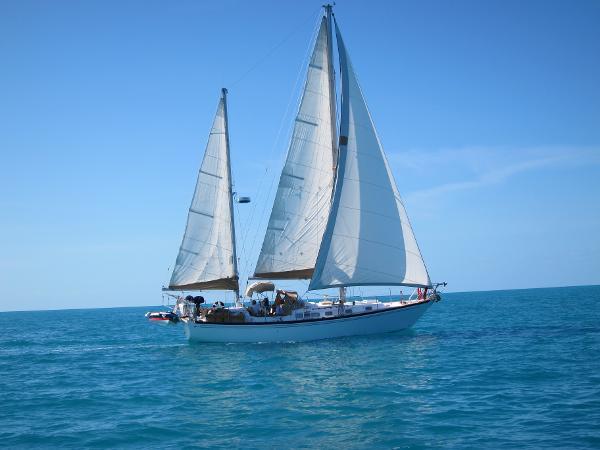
[1,0,599,311]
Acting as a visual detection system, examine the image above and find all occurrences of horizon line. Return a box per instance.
[1,283,598,314]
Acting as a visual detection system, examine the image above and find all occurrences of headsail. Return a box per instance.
[168,89,239,291]
[253,17,336,280]
[309,21,431,290]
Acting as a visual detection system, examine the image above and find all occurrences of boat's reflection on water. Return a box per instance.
[171,329,439,397]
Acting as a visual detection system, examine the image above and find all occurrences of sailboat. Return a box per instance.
[162,5,445,343]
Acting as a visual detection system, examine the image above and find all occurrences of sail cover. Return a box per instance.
[253,18,335,279]
[309,22,431,290]
[168,93,238,291]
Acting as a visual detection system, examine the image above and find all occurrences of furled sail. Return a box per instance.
[253,18,336,280]
[168,90,239,291]
[309,22,431,290]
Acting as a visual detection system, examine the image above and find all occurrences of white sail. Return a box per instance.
[169,91,238,291]
[253,18,336,279]
[309,22,431,290]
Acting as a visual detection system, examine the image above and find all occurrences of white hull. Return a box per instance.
[183,300,432,343]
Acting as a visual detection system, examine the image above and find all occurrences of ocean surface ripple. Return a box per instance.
[1,286,599,449]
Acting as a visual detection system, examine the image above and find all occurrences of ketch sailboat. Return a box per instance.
[161,5,445,342]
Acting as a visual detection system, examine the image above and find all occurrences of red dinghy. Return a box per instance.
[145,311,179,324]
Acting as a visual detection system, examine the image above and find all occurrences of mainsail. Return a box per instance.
[253,17,336,280]
[168,89,239,292]
[309,21,431,290]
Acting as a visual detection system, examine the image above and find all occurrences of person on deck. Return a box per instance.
[274,292,283,306]
[192,296,204,318]
[262,298,270,316]
[212,301,224,310]
[248,299,260,316]
[273,293,284,314]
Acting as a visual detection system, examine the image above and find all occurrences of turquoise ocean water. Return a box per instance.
[1,285,599,449]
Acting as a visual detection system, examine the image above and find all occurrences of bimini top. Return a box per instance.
[244,281,275,297]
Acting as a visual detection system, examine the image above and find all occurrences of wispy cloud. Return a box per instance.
[387,146,600,202]
[407,155,563,201]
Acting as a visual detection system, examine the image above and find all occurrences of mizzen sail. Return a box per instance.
[168,90,239,291]
[253,18,336,280]
[309,22,431,291]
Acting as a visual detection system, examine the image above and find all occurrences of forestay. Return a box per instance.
[254,18,336,280]
[309,22,431,290]
[168,92,238,291]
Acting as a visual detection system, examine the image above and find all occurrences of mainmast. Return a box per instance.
[221,87,240,300]
[324,4,338,175]
[324,4,346,302]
